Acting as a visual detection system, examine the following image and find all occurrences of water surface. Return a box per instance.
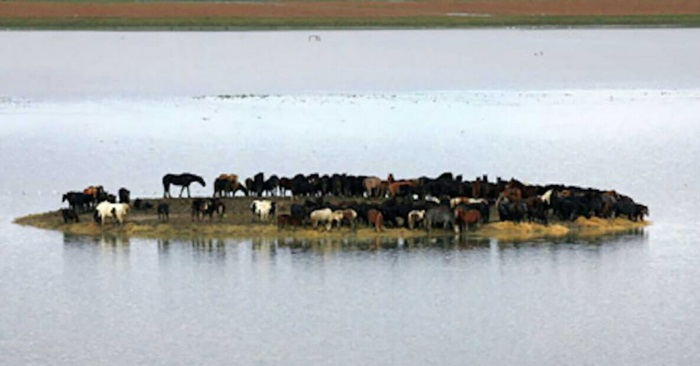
[2,29,700,365]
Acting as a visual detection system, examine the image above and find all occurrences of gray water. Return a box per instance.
[2,30,700,365]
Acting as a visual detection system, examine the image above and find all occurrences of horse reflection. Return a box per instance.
[98,234,130,248]
[191,237,226,253]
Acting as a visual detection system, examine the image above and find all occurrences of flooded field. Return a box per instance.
[2,29,700,365]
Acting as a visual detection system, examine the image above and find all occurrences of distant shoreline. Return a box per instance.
[1,1,700,30]
[2,17,700,31]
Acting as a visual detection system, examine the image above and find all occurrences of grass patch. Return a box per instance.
[14,205,650,243]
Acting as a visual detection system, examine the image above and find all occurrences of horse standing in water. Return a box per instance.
[162,173,206,198]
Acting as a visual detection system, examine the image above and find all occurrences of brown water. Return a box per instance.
[2,30,700,365]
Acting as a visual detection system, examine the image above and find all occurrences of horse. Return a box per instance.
[407,209,425,229]
[277,214,304,229]
[425,206,458,233]
[133,199,153,210]
[331,209,357,229]
[363,176,383,198]
[614,201,648,221]
[118,188,130,204]
[162,173,206,198]
[263,175,280,196]
[61,208,79,223]
[367,209,384,232]
[497,195,527,222]
[524,196,548,225]
[454,208,481,231]
[502,185,522,202]
[250,200,275,221]
[95,201,129,225]
[62,192,92,213]
[192,198,225,221]
[387,181,418,198]
[83,185,103,197]
[83,185,105,209]
[253,172,265,197]
[157,203,169,221]
[309,208,333,231]
[191,199,207,221]
[279,177,292,196]
[213,174,248,197]
[204,199,226,221]
[386,174,417,197]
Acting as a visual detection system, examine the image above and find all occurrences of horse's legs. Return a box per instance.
[178,185,186,198]
[187,186,192,198]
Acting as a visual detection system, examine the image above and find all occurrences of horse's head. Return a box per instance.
[638,205,649,217]
[62,194,68,202]
[197,176,206,187]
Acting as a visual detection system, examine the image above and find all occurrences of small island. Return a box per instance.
[13,173,650,242]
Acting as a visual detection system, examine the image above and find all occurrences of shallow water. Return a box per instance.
[2,30,700,365]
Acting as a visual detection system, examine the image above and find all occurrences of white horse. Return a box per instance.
[310,208,333,231]
[250,200,275,221]
[95,202,129,225]
[407,209,425,229]
[331,209,358,229]
[540,189,554,205]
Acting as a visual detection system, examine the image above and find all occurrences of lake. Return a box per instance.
[2,29,700,365]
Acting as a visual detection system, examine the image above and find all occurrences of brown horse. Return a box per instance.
[277,214,304,229]
[83,185,102,197]
[454,208,482,231]
[471,177,483,198]
[503,185,522,202]
[387,181,414,197]
[504,179,538,199]
[363,176,383,198]
[367,209,384,232]
[214,174,247,197]
[333,209,358,229]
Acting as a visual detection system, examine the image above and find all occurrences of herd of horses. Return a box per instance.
[59,172,649,233]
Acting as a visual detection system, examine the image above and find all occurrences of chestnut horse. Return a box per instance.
[454,208,482,231]
[367,209,384,232]
[214,174,248,197]
[386,174,418,198]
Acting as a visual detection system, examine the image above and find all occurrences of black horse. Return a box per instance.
[62,192,92,213]
[163,173,206,198]
[157,203,169,221]
[61,208,80,223]
[118,188,130,204]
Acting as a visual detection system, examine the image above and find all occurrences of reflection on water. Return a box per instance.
[63,232,130,248]
[62,229,648,259]
[35,217,670,366]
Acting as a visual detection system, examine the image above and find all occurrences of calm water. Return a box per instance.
[2,30,700,365]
